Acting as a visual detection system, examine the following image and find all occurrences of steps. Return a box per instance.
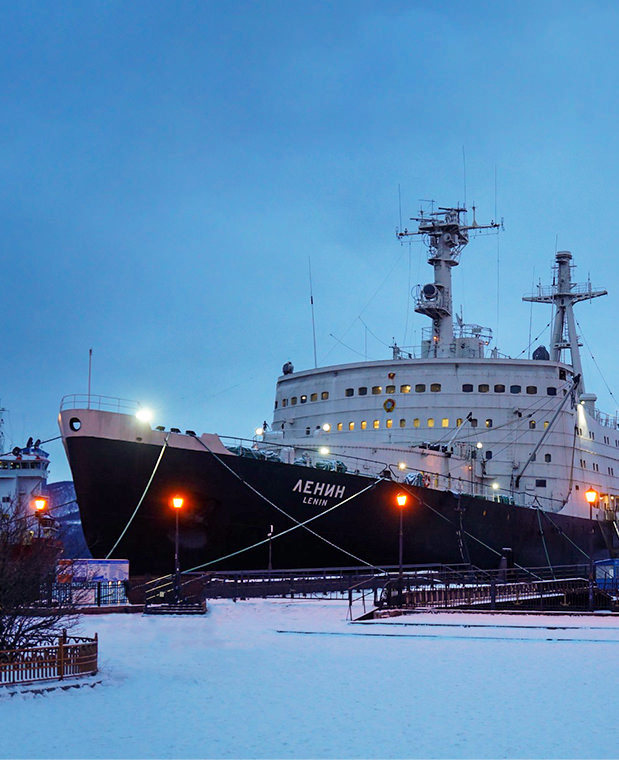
[143,600,207,616]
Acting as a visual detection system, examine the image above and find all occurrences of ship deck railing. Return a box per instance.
[60,394,140,414]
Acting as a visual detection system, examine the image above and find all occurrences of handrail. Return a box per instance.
[60,394,140,414]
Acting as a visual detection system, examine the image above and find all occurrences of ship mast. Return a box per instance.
[523,251,606,394]
[397,206,499,358]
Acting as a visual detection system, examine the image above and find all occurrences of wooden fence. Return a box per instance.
[0,630,98,687]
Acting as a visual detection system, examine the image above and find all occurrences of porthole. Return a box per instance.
[69,417,81,432]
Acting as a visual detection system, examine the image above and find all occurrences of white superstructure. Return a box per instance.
[263,206,619,524]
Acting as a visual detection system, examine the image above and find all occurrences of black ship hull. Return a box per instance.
[65,435,616,575]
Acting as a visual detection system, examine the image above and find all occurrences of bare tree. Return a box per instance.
[0,505,80,651]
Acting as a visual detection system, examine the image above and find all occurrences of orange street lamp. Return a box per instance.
[584,487,598,610]
[33,496,48,512]
[585,488,598,505]
[170,496,184,600]
[396,492,409,585]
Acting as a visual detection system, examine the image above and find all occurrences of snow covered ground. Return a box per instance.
[2,600,619,759]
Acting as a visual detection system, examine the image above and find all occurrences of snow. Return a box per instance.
[2,600,619,759]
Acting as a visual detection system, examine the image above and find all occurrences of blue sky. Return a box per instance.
[2,0,619,482]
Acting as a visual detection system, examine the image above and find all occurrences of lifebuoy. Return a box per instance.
[423,474,431,488]
[383,398,396,413]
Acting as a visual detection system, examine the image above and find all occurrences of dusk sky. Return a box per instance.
[2,1,619,482]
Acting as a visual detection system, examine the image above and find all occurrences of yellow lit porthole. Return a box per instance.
[456,418,462,427]
[427,418,435,428]
[373,420,380,429]
[337,423,343,432]
[441,418,449,427]
[361,420,367,430]
[413,418,420,428]
[400,384,411,393]
[386,419,393,429]
[348,422,355,431]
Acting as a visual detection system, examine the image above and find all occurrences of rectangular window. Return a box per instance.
[310,393,318,401]
[529,420,536,429]
[361,420,367,430]
[345,388,354,397]
[282,399,288,407]
[321,391,329,400]
[274,401,278,409]
[441,418,449,427]
[337,423,343,431]
[485,419,493,428]
[291,397,297,405]
[510,385,521,394]
[358,387,368,396]
[413,418,420,428]
[546,387,557,396]
[373,420,380,429]
[462,384,473,392]
[526,386,537,395]
[427,418,435,428]
[535,479,547,488]
[348,422,355,431]
[300,395,307,403]
[372,386,382,395]
[456,418,463,427]
[415,384,426,393]
[494,384,505,393]
[400,384,411,394]
[399,419,406,428]
[470,418,478,428]
[386,419,393,429]
[386,385,395,394]
[430,383,441,392]
[559,369,566,380]
[478,384,489,393]
[544,421,549,429]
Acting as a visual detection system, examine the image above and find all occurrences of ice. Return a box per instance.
[2,600,618,758]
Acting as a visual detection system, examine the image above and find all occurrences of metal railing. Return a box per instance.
[60,394,140,414]
[52,581,130,607]
[0,630,98,687]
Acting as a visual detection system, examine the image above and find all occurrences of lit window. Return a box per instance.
[529,420,536,429]
[494,384,505,393]
[441,418,449,427]
[310,393,318,402]
[415,384,425,393]
[386,385,395,394]
[413,418,420,428]
[430,383,441,392]
[321,391,329,400]
[400,384,411,393]
[485,419,493,428]
[291,397,298,405]
[345,388,354,397]
[547,387,557,396]
[544,421,549,429]
[348,422,355,431]
[526,386,537,395]
[456,418,463,427]
[282,399,288,407]
[300,395,307,404]
[427,418,435,428]
[372,386,382,395]
[337,423,343,431]
[373,420,380,429]
[510,385,521,394]
[361,420,367,430]
[358,387,368,396]
[478,384,489,393]
[399,419,406,428]
[386,419,393,429]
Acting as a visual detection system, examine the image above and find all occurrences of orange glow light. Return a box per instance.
[33,497,48,512]
[584,488,598,505]
[396,492,408,508]
[171,496,184,510]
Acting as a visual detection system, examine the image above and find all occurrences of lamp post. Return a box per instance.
[33,496,48,538]
[396,493,408,602]
[585,487,598,611]
[171,496,184,601]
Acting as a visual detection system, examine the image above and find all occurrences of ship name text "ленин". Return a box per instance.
[292,479,346,506]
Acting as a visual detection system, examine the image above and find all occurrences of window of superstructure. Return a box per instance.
[510,385,521,394]
[427,418,435,428]
[478,384,489,393]
[291,397,297,405]
[274,401,278,409]
[441,418,449,427]
[300,395,307,404]
[529,420,536,429]
[361,420,367,430]
[358,387,368,396]
[485,419,493,428]
[415,384,426,393]
[349,422,355,431]
[321,391,329,400]
[373,420,380,429]
[372,386,382,395]
[400,384,411,393]
[430,383,441,392]
[470,418,478,427]
[310,392,318,402]
[494,384,505,393]
[486,451,493,460]
[345,388,354,397]
[462,384,473,392]
[413,418,420,428]
[282,399,288,407]
[547,387,557,396]
[456,418,463,427]
[544,421,549,429]
[386,385,395,394]
[559,369,567,380]
[526,386,537,395]
[535,479,547,488]
[337,423,343,431]
[399,419,406,428]
[545,453,552,462]
[305,427,311,436]
[386,419,393,429]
